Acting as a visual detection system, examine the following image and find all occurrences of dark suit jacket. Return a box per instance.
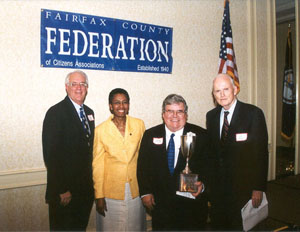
[206,100,268,210]
[42,96,95,203]
[137,122,209,209]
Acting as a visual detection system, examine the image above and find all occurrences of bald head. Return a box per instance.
[213,74,235,88]
[212,74,238,110]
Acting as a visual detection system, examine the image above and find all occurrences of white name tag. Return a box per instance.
[236,133,248,141]
[88,114,94,121]
[153,137,163,145]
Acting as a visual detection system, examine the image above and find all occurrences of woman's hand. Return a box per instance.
[96,198,107,216]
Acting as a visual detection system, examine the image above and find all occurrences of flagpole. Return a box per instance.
[224,0,229,8]
[288,24,294,149]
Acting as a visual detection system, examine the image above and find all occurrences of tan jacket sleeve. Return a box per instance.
[92,125,105,199]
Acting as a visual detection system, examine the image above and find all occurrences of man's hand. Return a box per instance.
[142,194,155,211]
[252,190,263,208]
[192,181,203,197]
[96,198,107,216]
[60,191,72,206]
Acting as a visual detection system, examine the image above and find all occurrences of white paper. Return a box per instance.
[176,191,195,199]
[241,192,268,231]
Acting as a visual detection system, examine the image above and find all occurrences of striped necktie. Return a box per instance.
[167,133,175,175]
[80,107,91,136]
[221,111,229,144]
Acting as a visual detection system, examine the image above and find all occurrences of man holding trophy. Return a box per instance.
[137,94,209,231]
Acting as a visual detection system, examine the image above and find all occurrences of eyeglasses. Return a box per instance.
[164,110,186,117]
[68,82,88,88]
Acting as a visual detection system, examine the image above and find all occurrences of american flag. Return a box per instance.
[218,0,240,92]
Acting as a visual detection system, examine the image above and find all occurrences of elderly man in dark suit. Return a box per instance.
[42,70,95,231]
[206,73,268,230]
[137,94,209,231]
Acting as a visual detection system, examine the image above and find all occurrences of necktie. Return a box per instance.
[167,133,175,175]
[221,111,229,144]
[80,107,91,137]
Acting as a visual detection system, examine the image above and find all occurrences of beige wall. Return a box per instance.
[0,0,276,230]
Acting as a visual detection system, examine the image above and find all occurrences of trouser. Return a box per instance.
[48,196,94,231]
[210,194,243,231]
[152,195,208,231]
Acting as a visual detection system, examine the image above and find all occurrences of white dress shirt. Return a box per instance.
[165,126,199,199]
[68,96,88,123]
[165,126,184,168]
[219,99,237,137]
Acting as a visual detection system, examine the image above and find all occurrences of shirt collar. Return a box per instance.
[68,96,82,113]
[221,98,237,115]
[165,125,184,138]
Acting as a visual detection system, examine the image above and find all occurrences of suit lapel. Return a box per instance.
[227,100,241,140]
[65,96,88,136]
[213,107,222,142]
[161,125,167,153]
[83,105,95,134]
[174,125,189,174]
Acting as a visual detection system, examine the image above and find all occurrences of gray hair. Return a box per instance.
[65,70,89,85]
[162,94,188,113]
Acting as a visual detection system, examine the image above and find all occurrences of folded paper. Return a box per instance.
[241,192,268,231]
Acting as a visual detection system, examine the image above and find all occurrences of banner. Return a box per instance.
[41,9,173,74]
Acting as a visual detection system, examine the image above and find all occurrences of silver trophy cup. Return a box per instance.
[179,132,198,192]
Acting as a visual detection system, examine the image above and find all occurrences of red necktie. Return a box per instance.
[221,111,229,144]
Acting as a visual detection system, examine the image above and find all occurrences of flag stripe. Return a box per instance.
[218,0,240,92]
[226,43,233,50]
[218,59,226,73]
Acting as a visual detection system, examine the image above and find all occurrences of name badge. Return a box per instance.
[153,137,163,145]
[88,114,94,121]
[236,133,247,141]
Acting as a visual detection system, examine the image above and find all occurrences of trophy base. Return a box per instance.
[179,173,198,192]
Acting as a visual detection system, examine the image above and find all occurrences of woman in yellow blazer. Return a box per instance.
[93,88,146,231]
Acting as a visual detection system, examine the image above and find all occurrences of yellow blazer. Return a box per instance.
[93,115,145,200]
